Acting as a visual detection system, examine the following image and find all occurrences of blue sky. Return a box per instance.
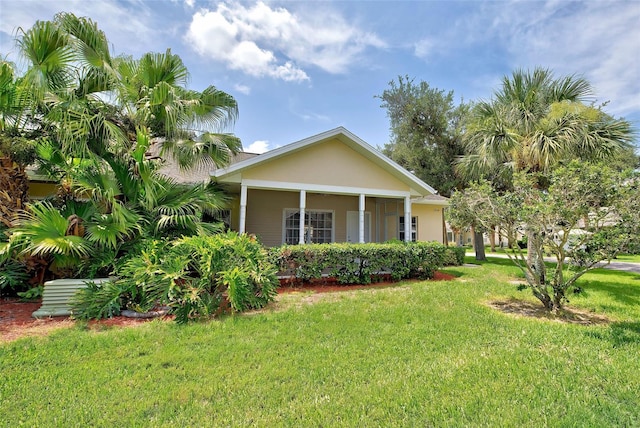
[1,0,639,153]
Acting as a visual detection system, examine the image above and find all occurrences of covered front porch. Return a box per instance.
[233,184,415,247]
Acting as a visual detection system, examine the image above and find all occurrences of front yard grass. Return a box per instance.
[1,259,638,426]
[615,253,640,263]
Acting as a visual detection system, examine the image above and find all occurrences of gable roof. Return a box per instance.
[213,127,439,196]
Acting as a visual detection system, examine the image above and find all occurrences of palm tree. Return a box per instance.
[115,48,242,169]
[457,68,634,185]
[16,12,241,170]
[2,13,243,282]
[457,67,634,285]
[0,61,39,228]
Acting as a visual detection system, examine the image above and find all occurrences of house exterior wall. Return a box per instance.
[412,204,445,242]
[241,138,409,192]
[27,182,58,199]
[240,189,381,247]
[233,189,446,247]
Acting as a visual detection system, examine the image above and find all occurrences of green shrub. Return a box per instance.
[71,280,134,320]
[70,232,278,323]
[270,242,446,284]
[0,259,30,295]
[443,246,465,266]
[17,285,43,300]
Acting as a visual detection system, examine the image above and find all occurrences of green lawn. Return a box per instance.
[1,259,639,426]
[615,253,640,263]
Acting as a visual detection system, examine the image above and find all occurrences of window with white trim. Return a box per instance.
[283,209,334,244]
[399,216,418,242]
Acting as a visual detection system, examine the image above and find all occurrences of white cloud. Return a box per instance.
[185,1,386,82]
[495,1,640,118]
[414,38,436,59]
[184,0,194,8]
[244,140,270,154]
[233,83,251,95]
[453,1,639,118]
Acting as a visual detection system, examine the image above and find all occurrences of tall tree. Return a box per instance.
[1,13,242,284]
[115,49,241,169]
[449,163,640,312]
[457,68,634,186]
[0,61,39,227]
[456,67,635,278]
[14,12,241,171]
[378,76,468,197]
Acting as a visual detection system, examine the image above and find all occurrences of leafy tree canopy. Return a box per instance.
[378,75,469,196]
[457,68,636,190]
[449,161,640,311]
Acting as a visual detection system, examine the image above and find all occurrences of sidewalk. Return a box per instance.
[466,251,640,274]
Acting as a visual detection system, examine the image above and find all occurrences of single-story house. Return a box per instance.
[25,127,449,246]
[213,127,448,247]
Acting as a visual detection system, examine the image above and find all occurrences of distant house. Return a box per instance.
[26,127,449,246]
[213,127,448,246]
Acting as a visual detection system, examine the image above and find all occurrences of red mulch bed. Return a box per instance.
[1,271,456,342]
[0,298,156,343]
[277,271,456,293]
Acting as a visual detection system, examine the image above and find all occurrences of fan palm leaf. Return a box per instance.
[17,20,73,98]
[13,202,91,259]
[458,67,632,185]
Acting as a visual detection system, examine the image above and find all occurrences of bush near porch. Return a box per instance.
[270,241,460,285]
[71,232,279,323]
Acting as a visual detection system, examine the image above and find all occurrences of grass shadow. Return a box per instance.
[584,321,640,347]
[577,269,640,306]
[609,321,640,346]
[439,268,465,278]
[470,257,517,267]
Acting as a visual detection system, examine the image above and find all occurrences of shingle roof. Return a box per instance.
[151,140,259,184]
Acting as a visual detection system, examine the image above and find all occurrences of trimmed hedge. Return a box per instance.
[443,246,466,266]
[269,242,447,285]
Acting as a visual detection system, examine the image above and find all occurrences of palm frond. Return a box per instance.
[17,20,74,98]
[14,202,91,258]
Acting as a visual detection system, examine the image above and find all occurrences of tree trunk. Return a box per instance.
[488,225,496,252]
[526,230,549,309]
[0,156,29,228]
[472,226,486,261]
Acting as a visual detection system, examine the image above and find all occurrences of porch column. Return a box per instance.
[359,193,365,243]
[404,195,411,242]
[299,190,306,244]
[239,184,247,234]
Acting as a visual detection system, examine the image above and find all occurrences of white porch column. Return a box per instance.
[239,184,247,234]
[299,190,306,244]
[359,193,365,243]
[404,195,411,242]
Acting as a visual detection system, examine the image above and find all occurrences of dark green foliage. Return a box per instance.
[0,259,30,294]
[378,76,468,196]
[17,284,43,300]
[70,232,279,323]
[70,280,132,320]
[1,14,240,285]
[0,134,38,167]
[270,242,447,284]
[443,246,465,266]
